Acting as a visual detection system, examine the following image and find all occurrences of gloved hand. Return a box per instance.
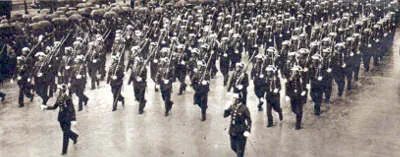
[243,131,251,137]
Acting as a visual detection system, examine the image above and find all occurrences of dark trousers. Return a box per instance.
[323,78,333,101]
[134,87,146,112]
[111,85,124,110]
[363,54,372,72]
[223,73,229,86]
[176,73,186,94]
[352,65,361,81]
[73,87,88,111]
[334,74,345,97]
[194,93,208,118]
[88,66,100,89]
[36,85,49,105]
[48,76,57,98]
[344,67,353,90]
[60,121,78,154]
[311,89,323,115]
[18,84,33,106]
[290,98,304,129]
[161,89,173,113]
[230,134,247,157]
[266,94,282,125]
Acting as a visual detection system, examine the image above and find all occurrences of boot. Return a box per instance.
[257,100,263,111]
[201,113,206,121]
[201,110,206,121]
[139,100,146,114]
[84,97,89,106]
[314,104,321,116]
[0,93,5,102]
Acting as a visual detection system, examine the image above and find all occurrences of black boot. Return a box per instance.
[257,101,263,111]
[84,97,89,106]
[201,110,206,121]
[314,104,320,116]
[0,93,5,102]
[139,100,146,114]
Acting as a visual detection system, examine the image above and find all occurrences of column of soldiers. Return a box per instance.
[0,0,399,156]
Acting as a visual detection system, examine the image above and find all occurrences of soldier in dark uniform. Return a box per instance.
[128,56,147,114]
[250,54,267,111]
[321,46,334,103]
[192,66,210,121]
[157,49,175,116]
[174,44,189,95]
[60,47,74,84]
[45,45,58,98]
[149,42,160,92]
[344,37,355,91]
[224,95,252,157]
[107,56,125,111]
[228,62,249,105]
[34,52,50,106]
[286,66,307,130]
[310,53,324,115]
[70,56,89,111]
[16,51,34,107]
[229,37,243,70]
[361,28,373,72]
[43,84,79,155]
[351,33,362,82]
[87,40,102,89]
[265,65,283,127]
[219,37,230,86]
[332,43,346,97]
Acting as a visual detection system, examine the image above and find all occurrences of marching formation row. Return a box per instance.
[1,0,399,156]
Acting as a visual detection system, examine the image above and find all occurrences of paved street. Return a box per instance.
[1,29,400,157]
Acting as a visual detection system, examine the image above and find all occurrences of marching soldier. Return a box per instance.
[128,56,147,114]
[265,65,283,127]
[362,27,373,72]
[219,37,231,86]
[332,43,346,97]
[107,56,125,111]
[351,33,362,82]
[192,64,210,121]
[87,39,102,89]
[60,47,74,84]
[310,53,324,115]
[224,94,252,157]
[70,55,89,111]
[174,44,189,95]
[157,48,175,116]
[228,62,249,105]
[16,50,34,107]
[34,52,50,106]
[286,65,307,130]
[250,54,267,111]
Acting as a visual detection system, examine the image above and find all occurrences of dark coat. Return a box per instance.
[47,93,76,122]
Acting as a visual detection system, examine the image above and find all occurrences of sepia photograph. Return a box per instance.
[0,0,400,156]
